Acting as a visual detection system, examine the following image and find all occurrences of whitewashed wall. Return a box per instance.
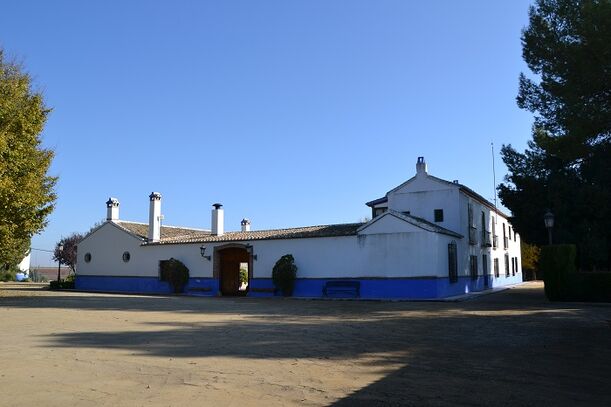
[77,221,458,280]
[387,176,462,234]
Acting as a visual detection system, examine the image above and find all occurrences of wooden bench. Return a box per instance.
[323,281,360,298]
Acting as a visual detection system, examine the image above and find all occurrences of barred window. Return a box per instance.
[505,254,510,277]
[448,242,458,283]
[469,255,478,280]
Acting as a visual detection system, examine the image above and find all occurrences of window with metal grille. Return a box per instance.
[468,203,477,245]
[504,254,510,277]
[469,255,478,280]
[482,254,488,277]
[494,258,499,278]
[448,242,458,283]
[503,223,509,249]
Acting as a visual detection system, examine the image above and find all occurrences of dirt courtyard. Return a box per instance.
[1,282,610,406]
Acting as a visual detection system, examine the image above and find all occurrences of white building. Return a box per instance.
[76,157,522,299]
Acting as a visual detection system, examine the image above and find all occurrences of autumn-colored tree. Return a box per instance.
[53,233,84,273]
[0,50,57,267]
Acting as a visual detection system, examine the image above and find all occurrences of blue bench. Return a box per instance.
[323,281,360,298]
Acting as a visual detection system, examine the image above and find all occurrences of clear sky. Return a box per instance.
[1,0,534,266]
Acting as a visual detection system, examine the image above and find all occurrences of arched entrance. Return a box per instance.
[216,246,251,296]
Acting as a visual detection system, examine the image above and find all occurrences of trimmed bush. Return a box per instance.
[541,244,576,301]
[160,258,190,294]
[565,272,611,302]
[272,254,298,296]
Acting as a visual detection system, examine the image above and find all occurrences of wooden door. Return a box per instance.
[219,248,248,296]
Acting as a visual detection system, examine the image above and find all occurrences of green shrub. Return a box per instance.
[0,265,18,282]
[541,244,577,301]
[49,279,74,289]
[160,258,190,294]
[61,280,74,289]
[272,254,298,296]
[239,267,248,285]
[565,272,611,302]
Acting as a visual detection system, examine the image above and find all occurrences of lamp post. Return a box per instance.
[57,244,64,282]
[544,210,554,245]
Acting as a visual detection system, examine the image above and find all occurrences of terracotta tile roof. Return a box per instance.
[140,222,365,245]
[116,221,212,241]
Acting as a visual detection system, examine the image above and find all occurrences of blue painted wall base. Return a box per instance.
[76,275,218,296]
[76,274,522,299]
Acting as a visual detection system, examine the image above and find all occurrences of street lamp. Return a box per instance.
[544,210,554,245]
[57,244,64,282]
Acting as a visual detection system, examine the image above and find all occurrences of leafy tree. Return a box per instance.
[521,242,541,278]
[499,0,610,269]
[53,233,83,273]
[0,50,57,267]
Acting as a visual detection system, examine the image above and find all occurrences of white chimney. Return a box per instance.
[148,192,162,242]
[211,203,224,236]
[416,156,427,176]
[106,197,119,222]
[241,218,251,232]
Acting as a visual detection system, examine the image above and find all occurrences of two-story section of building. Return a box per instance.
[366,157,522,293]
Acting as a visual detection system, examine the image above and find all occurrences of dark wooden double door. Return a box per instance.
[219,248,249,296]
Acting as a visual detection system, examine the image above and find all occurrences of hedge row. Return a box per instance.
[542,244,611,302]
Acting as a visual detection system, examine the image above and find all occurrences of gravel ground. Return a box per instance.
[1,281,610,406]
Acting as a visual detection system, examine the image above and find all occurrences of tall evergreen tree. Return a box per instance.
[499,0,611,269]
[0,50,57,267]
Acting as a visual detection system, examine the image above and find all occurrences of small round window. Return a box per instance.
[84,253,92,263]
[122,251,131,262]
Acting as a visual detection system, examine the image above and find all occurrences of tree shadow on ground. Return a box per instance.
[38,299,611,406]
[4,285,611,405]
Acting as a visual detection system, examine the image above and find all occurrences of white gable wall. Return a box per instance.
[387,176,462,233]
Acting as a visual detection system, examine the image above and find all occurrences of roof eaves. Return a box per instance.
[365,196,388,207]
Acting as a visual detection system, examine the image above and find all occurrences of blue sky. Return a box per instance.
[1,0,534,266]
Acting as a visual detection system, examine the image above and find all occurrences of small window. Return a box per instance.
[373,207,387,218]
[494,258,499,278]
[84,253,92,263]
[434,209,444,222]
[122,251,131,262]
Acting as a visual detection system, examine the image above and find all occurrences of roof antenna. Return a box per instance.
[491,142,498,219]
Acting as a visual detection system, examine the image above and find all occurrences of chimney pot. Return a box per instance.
[211,203,224,236]
[416,156,427,175]
[241,218,251,232]
[148,192,162,242]
[106,197,120,221]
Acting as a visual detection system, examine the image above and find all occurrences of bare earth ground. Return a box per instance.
[1,282,610,407]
